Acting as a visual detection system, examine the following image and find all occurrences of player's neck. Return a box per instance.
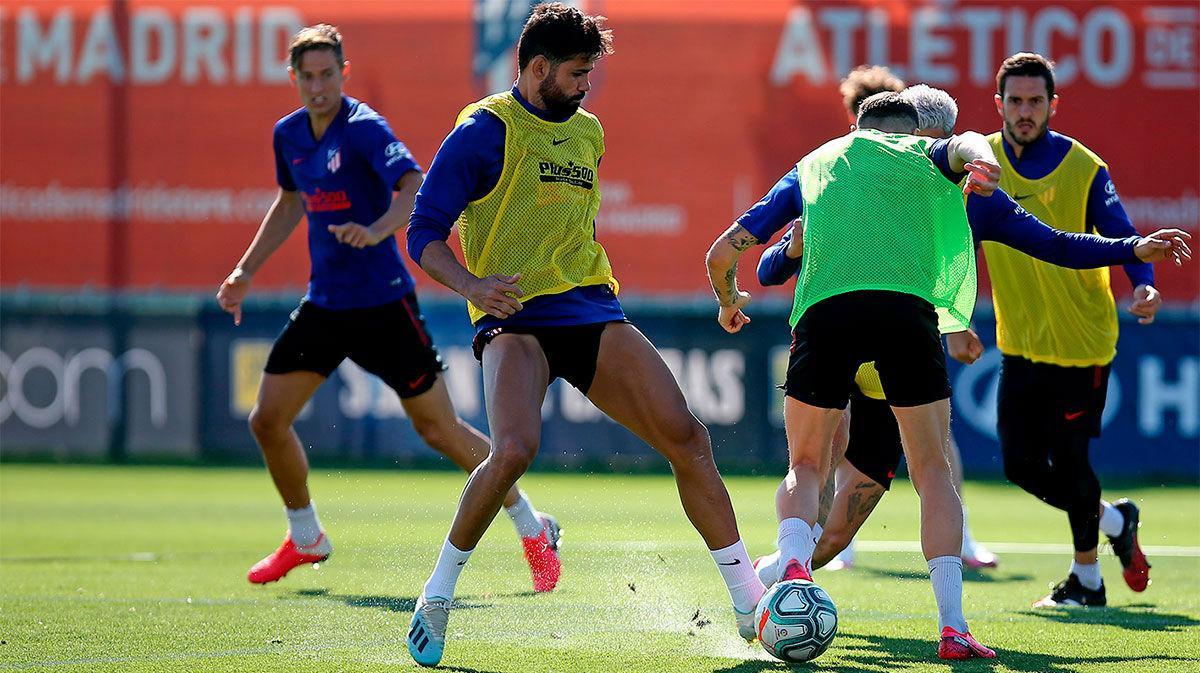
[307,109,338,141]
[515,77,548,114]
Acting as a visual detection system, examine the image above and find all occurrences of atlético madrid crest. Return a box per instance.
[327,148,341,174]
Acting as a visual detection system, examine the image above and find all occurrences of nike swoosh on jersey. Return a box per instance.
[1064,410,1086,421]
[551,138,570,146]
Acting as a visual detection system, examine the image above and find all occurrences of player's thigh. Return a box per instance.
[846,395,903,490]
[263,301,347,382]
[996,355,1054,466]
[784,295,863,411]
[399,377,459,435]
[870,293,949,408]
[784,396,843,471]
[252,371,325,429]
[890,398,952,481]
[480,332,550,457]
[586,321,704,453]
[349,295,445,400]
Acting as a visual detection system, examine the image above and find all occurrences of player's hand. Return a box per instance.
[946,328,984,364]
[467,273,523,319]
[327,223,385,248]
[1134,229,1192,266]
[962,160,1001,197]
[717,291,752,333]
[1130,284,1162,325]
[785,220,804,259]
[216,269,252,326]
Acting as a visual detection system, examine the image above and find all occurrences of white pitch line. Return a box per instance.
[578,540,1200,557]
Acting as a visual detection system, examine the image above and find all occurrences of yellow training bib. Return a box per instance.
[455,92,618,324]
[982,133,1117,366]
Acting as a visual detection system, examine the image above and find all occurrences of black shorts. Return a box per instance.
[844,393,904,490]
[264,294,445,399]
[785,290,950,409]
[471,320,627,393]
[998,355,1111,444]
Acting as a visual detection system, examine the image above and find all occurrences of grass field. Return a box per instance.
[1,464,1198,672]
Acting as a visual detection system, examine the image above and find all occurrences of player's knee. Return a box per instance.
[489,436,538,476]
[410,414,454,453]
[248,405,289,442]
[659,418,713,466]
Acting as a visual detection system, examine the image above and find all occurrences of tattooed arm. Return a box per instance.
[705,223,760,333]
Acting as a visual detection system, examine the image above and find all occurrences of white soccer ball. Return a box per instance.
[754,578,838,662]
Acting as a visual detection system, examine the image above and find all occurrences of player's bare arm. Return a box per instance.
[417,240,523,319]
[216,188,306,325]
[705,223,759,333]
[328,169,423,248]
[945,131,1001,197]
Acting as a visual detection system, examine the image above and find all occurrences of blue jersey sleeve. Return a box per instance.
[927,138,967,183]
[406,110,505,265]
[968,189,1139,268]
[1087,167,1153,288]
[736,167,803,243]
[273,128,297,192]
[757,229,802,286]
[349,115,422,190]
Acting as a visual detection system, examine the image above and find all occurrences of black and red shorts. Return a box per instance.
[264,294,444,398]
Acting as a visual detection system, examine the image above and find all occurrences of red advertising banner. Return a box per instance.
[2,1,1196,301]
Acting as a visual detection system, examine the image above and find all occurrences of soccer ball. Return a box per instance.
[754,578,838,662]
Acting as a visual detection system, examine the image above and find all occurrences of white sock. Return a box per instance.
[285,502,322,547]
[710,540,766,614]
[505,491,543,539]
[813,523,824,542]
[423,539,473,601]
[1099,501,1125,538]
[928,555,967,632]
[777,518,816,568]
[1071,560,1103,590]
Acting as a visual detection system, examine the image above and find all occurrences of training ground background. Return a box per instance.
[1,465,1197,673]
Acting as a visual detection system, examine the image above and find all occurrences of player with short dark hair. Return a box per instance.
[707,91,1002,660]
[989,52,1172,607]
[216,23,561,590]
[751,84,1189,578]
[839,64,906,118]
[403,4,764,666]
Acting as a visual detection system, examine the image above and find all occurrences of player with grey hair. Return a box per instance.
[752,85,1190,598]
[905,84,959,138]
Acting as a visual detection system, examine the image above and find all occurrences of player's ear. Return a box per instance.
[288,66,297,85]
[993,93,1003,116]
[530,55,549,80]
[1049,94,1059,117]
[341,60,351,81]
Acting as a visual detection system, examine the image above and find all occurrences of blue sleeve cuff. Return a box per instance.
[406,216,449,266]
[756,233,802,286]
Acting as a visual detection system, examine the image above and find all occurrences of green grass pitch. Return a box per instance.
[1,464,1197,672]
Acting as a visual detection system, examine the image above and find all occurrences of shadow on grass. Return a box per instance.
[854,565,1033,583]
[1020,603,1200,632]
[713,629,1196,673]
[290,588,495,613]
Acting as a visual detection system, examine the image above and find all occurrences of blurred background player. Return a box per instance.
[215,24,561,589]
[987,53,1165,608]
[831,65,997,571]
[403,5,764,666]
[751,84,1191,581]
[706,93,1001,660]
